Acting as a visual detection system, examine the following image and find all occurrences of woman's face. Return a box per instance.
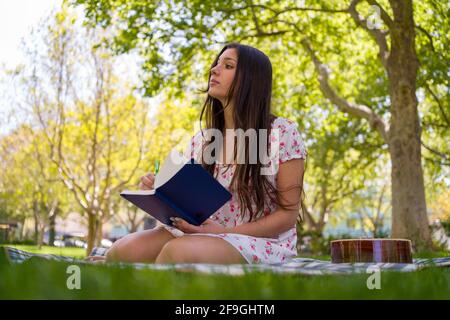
[208,48,238,104]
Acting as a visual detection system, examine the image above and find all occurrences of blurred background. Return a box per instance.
[0,0,448,257]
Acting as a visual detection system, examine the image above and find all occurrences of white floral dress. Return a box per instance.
[163,117,307,264]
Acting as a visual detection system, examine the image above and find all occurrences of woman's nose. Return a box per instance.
[211,65,220,75]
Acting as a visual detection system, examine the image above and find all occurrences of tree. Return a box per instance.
[336,167,392,238]
[8,5,153,254]
[2,3,202,255]
[0,125,71,246]
[109,98,198,233]
[429,190,450,225]
[301,116,381,235]
[72,0,450,250]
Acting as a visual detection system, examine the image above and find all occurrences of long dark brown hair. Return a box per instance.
[198,42,304,222]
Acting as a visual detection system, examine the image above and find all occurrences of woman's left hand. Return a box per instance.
[171,217,227,234]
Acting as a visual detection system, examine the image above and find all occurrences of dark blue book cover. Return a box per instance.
[120,150,232,226]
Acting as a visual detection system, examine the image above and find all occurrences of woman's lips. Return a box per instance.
[210,80,220,86]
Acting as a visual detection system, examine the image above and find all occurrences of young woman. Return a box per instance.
[88,42,307,264]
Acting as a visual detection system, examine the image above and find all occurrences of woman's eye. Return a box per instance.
[210,63,233,71]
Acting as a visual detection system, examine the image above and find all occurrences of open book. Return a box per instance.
[120,149,232,226]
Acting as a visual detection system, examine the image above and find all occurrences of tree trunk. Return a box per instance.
[387,0,431,251]
[48,206,57,246]
[33,200,40,247]
[95,217,102,247]
[302,205,327,235]
[19,217,26,241]
[87,212,96,256]
[372,221,379,238]
[38,225,45,248]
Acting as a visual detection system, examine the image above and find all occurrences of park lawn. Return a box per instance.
[4,245,447,261]
[0,246,449,300]
[5,245,87,259]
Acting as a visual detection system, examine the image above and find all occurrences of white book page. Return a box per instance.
[121,189,155,195]
[154,149,190,189]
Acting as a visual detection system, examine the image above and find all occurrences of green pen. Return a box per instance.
[154,160,160,175]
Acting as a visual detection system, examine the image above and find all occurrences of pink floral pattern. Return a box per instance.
[163,117,307,264]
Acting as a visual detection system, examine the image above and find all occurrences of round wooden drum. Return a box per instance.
[330,239,413,263]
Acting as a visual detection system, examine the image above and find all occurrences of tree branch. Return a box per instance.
[302,200,318,231]
[33,97,90,210]
[217,3,390,142]
[366,0,394,28]
[109,110,147,195]
[300,38,389,142]
[221,4,348,16]
[421,140,450,162]
[348,0,390,68]
[423,82,450,126]
[423,156,450,167]
[248,0,261,34]
[244,4,293,38]
[258,17,390,142]
[223,29,291,45]
[422,121,449,130]
[415,24,435,52]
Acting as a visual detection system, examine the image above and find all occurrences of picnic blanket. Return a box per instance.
[2,246,450,276]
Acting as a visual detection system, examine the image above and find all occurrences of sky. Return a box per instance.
[0,0,155,136]
[0,0,62,67]
[0,1,63,135]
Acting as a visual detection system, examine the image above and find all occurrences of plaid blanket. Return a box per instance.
[2,246,450,276]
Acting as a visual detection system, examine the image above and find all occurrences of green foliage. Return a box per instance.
[442,219,450,237]
[0,125,72,237]
[0,253,449,299]
[0,4,201,247]
[5,245,86,259]
[70,0,450,232]
[414,1,450,185]
[2,0,448,251]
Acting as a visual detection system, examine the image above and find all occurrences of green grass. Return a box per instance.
[0,246,449,299]
[3,245,332,260]
[5,245,87,259]
[4,245,447,261]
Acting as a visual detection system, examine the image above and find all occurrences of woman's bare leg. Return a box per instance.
[106,226,175,263]
[155,235,247,264]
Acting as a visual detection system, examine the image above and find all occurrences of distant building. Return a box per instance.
[324,212,391,238]
[0,221,18,243]
[108,225,129,242]
[55,212,86,236]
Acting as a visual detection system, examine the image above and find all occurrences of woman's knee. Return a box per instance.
[155,238,193,263]
[106,227,175,263]
[155,236,247,264]
[105,234,132,261]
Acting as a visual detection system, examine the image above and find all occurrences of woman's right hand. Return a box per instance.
[139,173,155,190]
